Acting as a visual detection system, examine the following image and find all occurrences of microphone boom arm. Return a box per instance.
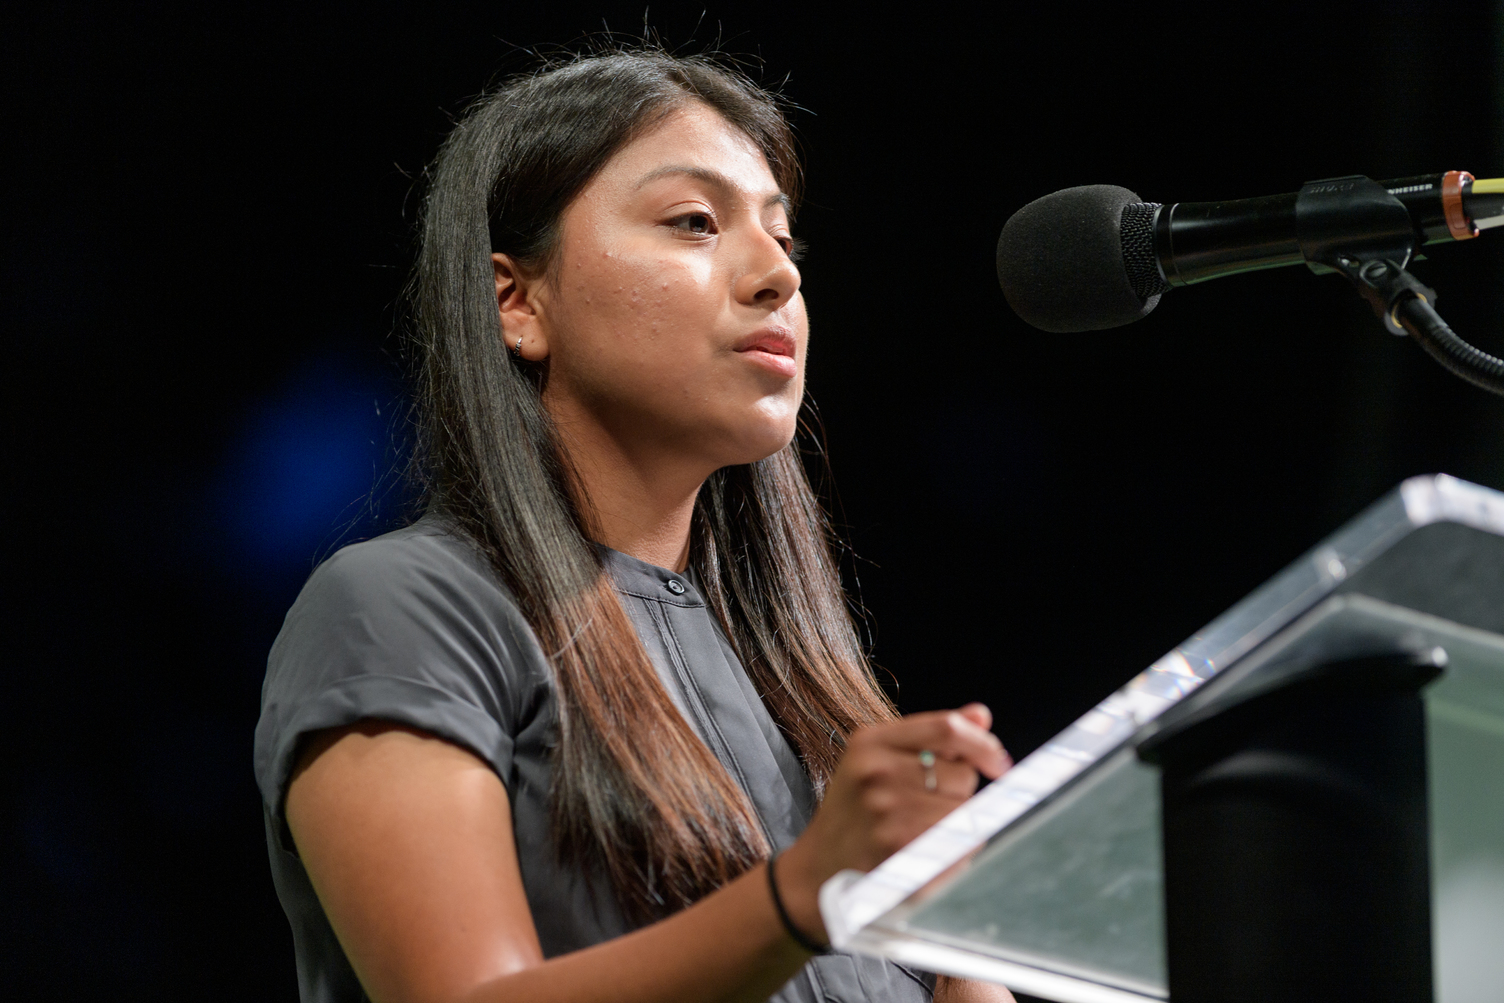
[1335,257,1504,397]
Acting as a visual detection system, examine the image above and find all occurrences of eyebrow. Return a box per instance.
[634,165,792,215]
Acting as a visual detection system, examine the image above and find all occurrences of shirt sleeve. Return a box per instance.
[253,525,546,840]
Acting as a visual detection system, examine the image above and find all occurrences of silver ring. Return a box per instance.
[918,749,937,792]
[512,336,523,357]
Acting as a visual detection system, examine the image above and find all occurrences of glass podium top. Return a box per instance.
[819,475,1504,1003]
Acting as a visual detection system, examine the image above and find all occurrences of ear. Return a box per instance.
[492,253,551,362]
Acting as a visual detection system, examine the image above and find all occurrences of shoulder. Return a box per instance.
[276,517,534,652]
[299,517,500,613]
[268,515,541,685]
[255,516,551,815]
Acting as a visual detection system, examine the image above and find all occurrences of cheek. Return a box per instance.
[557,248,714,354]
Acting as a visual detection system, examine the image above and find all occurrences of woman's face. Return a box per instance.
[506,101,806,480]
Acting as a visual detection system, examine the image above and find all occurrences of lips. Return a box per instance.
[733,328,799,379]
[733,329,796,358]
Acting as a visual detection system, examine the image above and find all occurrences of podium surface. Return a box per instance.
[820,475,1504,1003]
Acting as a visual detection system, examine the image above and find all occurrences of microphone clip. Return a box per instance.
[1296,175,1417,278]
[1295,174,1504,395]
[1326,257,1438,337]
[1325,254,1504,397]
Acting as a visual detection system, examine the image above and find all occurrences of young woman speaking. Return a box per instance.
[255,47,1014,1003]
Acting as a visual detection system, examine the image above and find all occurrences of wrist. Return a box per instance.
[766,844,829,952]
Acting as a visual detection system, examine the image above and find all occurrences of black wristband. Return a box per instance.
[766,852,831,955]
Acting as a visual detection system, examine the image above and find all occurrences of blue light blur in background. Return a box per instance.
[213,348,408,591]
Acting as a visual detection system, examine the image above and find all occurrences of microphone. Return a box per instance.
[997,172,1504,333]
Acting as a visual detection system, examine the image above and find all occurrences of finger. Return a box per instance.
[875,711,1009,779]
[922,757,981,799]
[957,703,992,731]
[868,747,980,799]
[955,706,1014,771]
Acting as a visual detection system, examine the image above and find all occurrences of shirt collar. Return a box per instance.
[597,545,704,606]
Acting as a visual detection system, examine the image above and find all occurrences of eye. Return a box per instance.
[779,236,807,263]
[669,212,716,235]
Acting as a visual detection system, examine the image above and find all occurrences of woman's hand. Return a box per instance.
[772,703,1012,944]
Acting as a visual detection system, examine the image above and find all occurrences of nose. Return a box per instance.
[734,232,801,307]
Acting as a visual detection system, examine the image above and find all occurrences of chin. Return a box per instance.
[713,420,799,469]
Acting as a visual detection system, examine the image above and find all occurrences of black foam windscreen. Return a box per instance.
[996,185,1162,333]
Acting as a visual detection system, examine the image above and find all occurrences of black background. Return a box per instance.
[5,2,1503,999]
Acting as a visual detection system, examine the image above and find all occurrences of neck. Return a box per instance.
[547,400,706,574]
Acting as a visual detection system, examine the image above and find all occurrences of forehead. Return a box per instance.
[586,101,781,202]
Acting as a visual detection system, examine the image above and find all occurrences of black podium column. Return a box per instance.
[1138,651,1442,1003]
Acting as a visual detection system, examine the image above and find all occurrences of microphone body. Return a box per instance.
[1155,172,1502,288]
[997,172,1504,333]
[1153,190,1301,286]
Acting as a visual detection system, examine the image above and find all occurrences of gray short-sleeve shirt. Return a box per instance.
[254,518,933,1002]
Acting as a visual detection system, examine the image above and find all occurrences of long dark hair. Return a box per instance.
[410,47,895,924]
